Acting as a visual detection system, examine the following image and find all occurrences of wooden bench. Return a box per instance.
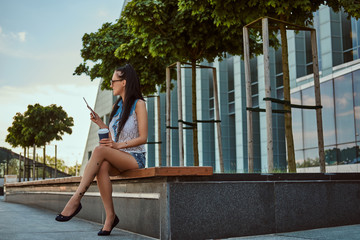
[4,166,213,187]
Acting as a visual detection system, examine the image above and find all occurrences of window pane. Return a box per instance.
[276,75,283,88]
[304,148,319,167]
[305,31,312,64]
[228,91,234,102]
[229,103,235,115]
[302,87,317,148]
[252,96,259,107]
[251,83,258,95]
[292,101,303,150]
[250,58,258,84]
[209,69,214,98]
[277,88,283,99]
[324,146,337,166]
[320,80,336,145]
[354,70,360,142]
[295,150,305,168]
[275,47,282,75]
[291,92,302,151]
[227,57,234,91]
[334,73,355,143]
[338,143,357,165]
[342,11,352,51]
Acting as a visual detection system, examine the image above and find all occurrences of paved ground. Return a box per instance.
[224,224,360,240]
[1,196,359,240]
[0,196,155,240]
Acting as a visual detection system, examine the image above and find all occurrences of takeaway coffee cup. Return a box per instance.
[98,128,109,140]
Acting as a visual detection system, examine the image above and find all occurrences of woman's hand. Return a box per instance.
[90,112,107,129]
[99,138,117,148]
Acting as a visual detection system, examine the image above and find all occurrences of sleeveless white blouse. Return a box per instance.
[109,99,146,153]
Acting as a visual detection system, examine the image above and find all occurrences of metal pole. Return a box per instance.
[243,26,254,173]
[43,146,46,179]
[262,18,274,172]
[18,153,22,182]
[32,144,36,181]
[166,67,171,167]
[27,147,30,181]
[212,68,224,172]
[23,148,26,182]
[177,62,184,166]
[36,154,39,180]
[311,30,325,173]
[55,145,57,178]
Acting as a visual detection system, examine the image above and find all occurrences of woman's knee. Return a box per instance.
[97,161,111,178]
[93,145,107,156]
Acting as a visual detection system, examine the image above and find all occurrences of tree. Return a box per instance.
[6,112,32,178]
[23,103,73,179]
[123,0,267,167]
[180,0,341,172]
[6,104,73,179]
[74,18,174,96]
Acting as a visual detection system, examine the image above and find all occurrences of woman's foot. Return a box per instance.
[98,214,119,236]
[55,197,82,222]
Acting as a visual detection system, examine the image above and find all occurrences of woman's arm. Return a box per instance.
[90,112,108,129]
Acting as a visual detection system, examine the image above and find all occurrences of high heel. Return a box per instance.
[55,203,82,222]
[98,215,119,236]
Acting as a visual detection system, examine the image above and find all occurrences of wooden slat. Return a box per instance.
[5,167,214,187]
[112,167,213,180]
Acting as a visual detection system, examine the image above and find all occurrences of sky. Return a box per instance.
[0,0,124,167]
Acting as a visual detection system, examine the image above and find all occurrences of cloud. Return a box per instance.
[0,26,27,42]
[18,32,26,42]
[97,9,109,18]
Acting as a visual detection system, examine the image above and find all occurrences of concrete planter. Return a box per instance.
[4,168,360,239]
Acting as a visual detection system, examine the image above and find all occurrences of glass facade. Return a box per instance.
[291,70,360,167]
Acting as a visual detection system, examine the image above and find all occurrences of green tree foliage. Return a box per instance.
[6,113,28,149]
[22,104,74,147]
[74,18,173,96]
[328,0,360,19]
[123,0,269,167]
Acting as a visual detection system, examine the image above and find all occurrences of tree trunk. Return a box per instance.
[32,145,36,180]
[191,60,199,166]
[23,148,26,182]
[27,147,30,181]
[280,22,296,173]
[43,145,46,179]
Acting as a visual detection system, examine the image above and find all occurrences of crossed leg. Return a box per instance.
[60,145,139,227]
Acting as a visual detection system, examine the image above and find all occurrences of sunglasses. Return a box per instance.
[110,79,125,84]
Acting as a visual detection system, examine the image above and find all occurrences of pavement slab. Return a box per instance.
[0,196,155,240]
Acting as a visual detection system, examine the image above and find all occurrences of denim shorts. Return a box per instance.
[130,152,146,168]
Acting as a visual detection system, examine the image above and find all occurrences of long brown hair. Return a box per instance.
[109,64,144,141]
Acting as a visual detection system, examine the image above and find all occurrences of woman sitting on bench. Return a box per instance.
[55,63,148,236]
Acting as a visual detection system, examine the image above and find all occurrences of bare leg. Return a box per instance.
[97,161,122,231]
[60,145,138,217]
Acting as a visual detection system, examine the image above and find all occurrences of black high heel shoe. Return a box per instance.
[98,215,119,236]
[55,203,82,222]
